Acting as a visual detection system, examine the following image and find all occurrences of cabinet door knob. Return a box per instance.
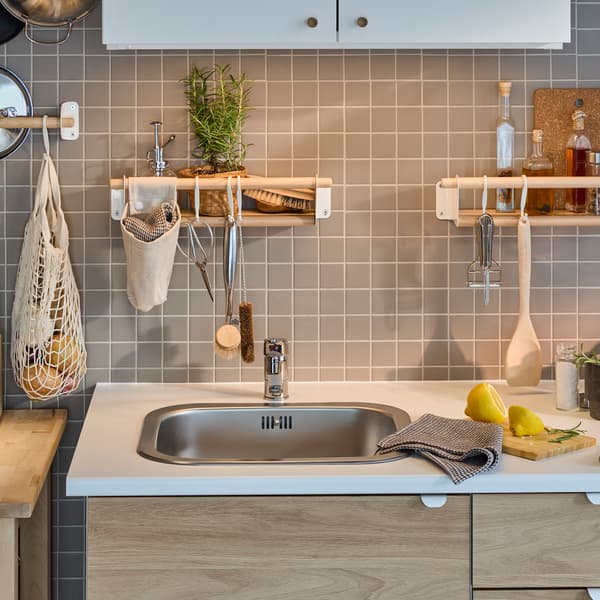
[306,17,318,28]
[356,16,368,28]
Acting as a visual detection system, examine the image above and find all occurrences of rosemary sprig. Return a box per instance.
[545,422,587,443]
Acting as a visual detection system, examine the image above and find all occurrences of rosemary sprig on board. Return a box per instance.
[545,422,587,443]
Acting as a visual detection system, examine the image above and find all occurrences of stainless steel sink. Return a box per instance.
[137,402,411,464]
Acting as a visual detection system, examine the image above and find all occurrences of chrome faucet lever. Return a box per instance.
[264,338,289,404]
[147,120,176,176]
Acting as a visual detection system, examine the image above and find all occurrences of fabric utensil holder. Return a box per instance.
[127,176,177,215]
[120,200,181,312]
[11,119,87,400]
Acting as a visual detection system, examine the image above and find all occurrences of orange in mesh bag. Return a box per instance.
[11,122,86,400]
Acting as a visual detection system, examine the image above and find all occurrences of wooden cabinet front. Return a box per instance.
[473,493,600,589]
[88,495,470,600]
[474,591,593,600]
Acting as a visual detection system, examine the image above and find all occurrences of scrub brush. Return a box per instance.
[237,177,255,363]
[214,178,241,360]
[244,187,315,212]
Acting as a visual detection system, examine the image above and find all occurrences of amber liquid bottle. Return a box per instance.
[566,109,591,212]
[522,129,554,215]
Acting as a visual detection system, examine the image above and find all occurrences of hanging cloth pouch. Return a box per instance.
[120,178,181,312]
[11,117,87,401]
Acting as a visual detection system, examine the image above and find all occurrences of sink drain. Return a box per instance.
[261,415,293,430]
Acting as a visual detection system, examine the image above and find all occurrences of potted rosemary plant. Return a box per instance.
[180,64,252,216]
[574,350,600,419]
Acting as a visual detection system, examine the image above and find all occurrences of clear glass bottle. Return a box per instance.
[586,150,600,215]
[565,109,591,213]
[555,343,578,411]
[522,129,554,215]
[496,81,515,212]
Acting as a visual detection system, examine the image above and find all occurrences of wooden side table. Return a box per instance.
[0,409,67,600]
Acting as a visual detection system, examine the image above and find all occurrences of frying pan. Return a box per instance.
[0,4,24,44]
[0,0,98,45]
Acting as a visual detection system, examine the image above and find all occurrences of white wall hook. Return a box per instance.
[420,495,447,509]
[585,492,600,505]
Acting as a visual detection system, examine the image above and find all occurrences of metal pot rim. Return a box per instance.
[0,0,97,28]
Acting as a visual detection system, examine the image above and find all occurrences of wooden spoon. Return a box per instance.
[505,216,542,386]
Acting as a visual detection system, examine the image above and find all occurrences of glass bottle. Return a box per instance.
[495,81,515,212]
[555,343,578,411]
[565,109,591,212]
[586,150,600,215]
[522,129,554,215]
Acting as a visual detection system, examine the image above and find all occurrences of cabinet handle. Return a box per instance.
[586,492,600,505]
[420,495,447,509]
[356,16,368,28]
[306,17,318,28]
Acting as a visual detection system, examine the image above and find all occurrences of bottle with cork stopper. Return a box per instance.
[565,104,591,212]
[522,129,554,215]
[495,81,515,212]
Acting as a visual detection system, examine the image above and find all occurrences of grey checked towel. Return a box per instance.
[376,414,503,484]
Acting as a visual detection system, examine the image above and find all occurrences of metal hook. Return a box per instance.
[42,115,50,156]
[194,175,199,221]
[481,175,488,214]
[520,174,528,222]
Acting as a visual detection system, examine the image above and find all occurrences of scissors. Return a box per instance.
[178,221,214,303]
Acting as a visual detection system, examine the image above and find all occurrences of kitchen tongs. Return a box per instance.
[467,176,501,305]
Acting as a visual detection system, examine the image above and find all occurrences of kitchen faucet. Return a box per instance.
[264,338,289,405]
[147,120,175,176]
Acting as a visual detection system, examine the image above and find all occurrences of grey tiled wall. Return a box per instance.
[1,1,598,598]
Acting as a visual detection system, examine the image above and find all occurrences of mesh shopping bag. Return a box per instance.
[11,123,86,400]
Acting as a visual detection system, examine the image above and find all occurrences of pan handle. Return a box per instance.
[25,20,73,45]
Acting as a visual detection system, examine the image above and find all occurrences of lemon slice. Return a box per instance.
[465,382,507,424]
[508,405,545,437]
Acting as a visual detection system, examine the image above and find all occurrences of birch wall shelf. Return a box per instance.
[436,176,600,227]
[109,176,333,227]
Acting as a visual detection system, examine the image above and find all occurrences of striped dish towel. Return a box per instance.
[376,414,503,484]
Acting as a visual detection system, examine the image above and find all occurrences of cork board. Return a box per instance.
[533,88,600,176]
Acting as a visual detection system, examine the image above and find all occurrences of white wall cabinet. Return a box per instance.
[103,0,571,50]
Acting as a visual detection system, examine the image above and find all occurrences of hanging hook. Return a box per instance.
[42,115,50,156]
[236,176,243,224]
[481,175,488,214]
[194,175,200,221]
[520,174,528,222]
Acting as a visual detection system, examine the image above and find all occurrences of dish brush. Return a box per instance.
[214,178,241,360]
[244,187,315,212]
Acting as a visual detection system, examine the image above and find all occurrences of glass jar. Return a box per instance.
[555,342,578,410]
[586,150,600,215]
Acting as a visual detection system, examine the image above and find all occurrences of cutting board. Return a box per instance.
[503,427,596,461]
[533,88,600,178]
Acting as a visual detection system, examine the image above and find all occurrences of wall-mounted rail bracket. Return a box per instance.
[585,492,600,506]
[587,588,600,600]
[435,182,459,224]
[315,185,332,222]
[59,101,79,140]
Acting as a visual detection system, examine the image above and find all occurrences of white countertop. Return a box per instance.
[66,381,600,497]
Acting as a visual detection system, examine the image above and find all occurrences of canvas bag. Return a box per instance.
[120,185,181,312]
[11,120,87,400]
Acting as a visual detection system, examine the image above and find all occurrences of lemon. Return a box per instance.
[508,405,545,437]
[465,382,507,424]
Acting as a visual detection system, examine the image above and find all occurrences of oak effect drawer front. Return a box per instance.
[473,494,600,588]
[88,495,470,600]
[474,591,592,600]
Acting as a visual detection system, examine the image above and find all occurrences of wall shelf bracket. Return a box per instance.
[435,182,459,225]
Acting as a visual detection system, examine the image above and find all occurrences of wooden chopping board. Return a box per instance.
[533,88,600,178]
[503,427,596,461]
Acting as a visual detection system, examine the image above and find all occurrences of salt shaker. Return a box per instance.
[555,343,578,410]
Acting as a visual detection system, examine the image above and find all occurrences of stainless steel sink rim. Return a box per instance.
[137,402,411,465]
